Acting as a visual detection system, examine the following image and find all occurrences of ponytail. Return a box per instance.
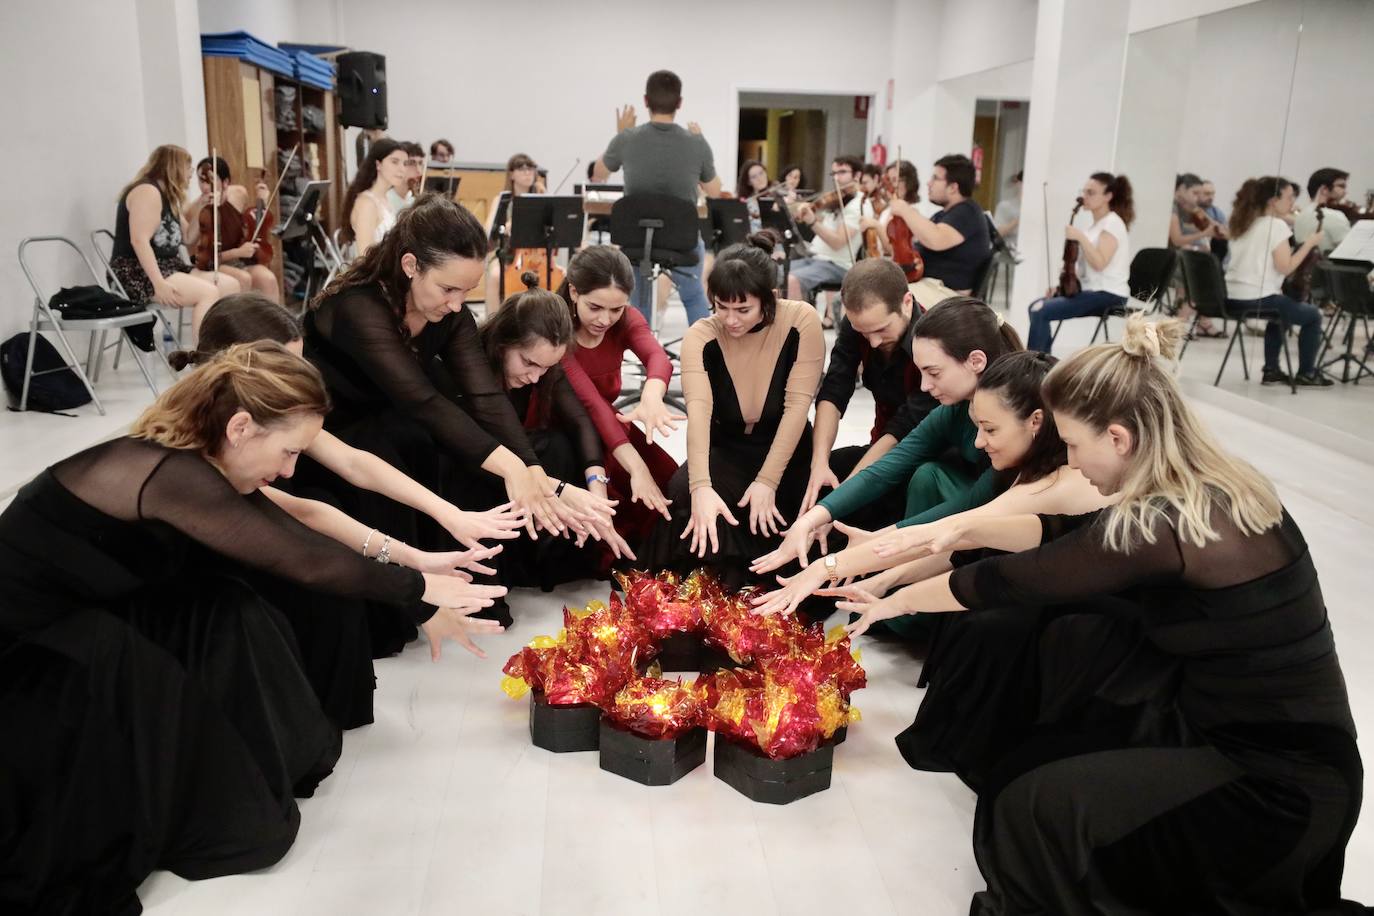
[913,297,1024,363]
[1091,171,1134,227]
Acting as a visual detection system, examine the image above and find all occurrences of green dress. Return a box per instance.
[818,401,1004,637]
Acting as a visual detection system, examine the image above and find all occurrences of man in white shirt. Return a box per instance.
[1294,167,1352,255]
[786,155,865,305]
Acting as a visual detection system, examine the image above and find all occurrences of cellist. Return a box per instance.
[885,153,992,308]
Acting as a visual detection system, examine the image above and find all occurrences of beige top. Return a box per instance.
[680,298,824,492]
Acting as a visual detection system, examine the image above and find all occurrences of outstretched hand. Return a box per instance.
[616,104,637,133]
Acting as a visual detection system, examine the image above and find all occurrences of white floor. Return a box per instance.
[2,306,1371,914]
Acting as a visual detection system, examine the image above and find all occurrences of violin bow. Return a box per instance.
[833,172,853,258]
[1041,181,1053,288]
[551,157,581,195]
[211,147,220,286]
[249,143,299,245]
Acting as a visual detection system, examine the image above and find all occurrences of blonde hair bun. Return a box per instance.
[1120,313,1183,362]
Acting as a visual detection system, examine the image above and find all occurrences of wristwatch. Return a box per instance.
[586,473,610,486]
[823,553,840,583]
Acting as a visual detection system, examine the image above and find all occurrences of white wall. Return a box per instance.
[197,0,298,45]
[935,0,1039,82]
[0,0,206,338]
[930,59,1034,171]
[1126,0,1263,35]
[300,0,895,200]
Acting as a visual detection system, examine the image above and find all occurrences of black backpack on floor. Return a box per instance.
[0,333,92,413]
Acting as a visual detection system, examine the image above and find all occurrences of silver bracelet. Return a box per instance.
[361,528,378,557]
[375,534,392,565]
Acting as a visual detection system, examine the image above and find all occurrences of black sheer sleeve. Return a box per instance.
[948,510,1184,612]
[438,307,539,465]
[137,449,428,615]
[547,369,604,472]
[318,291,535,468]
[815,318,862,415]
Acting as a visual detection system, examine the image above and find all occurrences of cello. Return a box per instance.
[1053,196,1086,297]
[1282,205,1324,302]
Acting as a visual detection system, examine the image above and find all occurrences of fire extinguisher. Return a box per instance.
[870,136,888,167]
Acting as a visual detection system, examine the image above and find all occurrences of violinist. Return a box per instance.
[1199,180,1230,262]
[184,156,280,301]
[1295,167,1352,254]
[779,164,804,201]
[1169,172,1224,337]
[388,141,427,212]
[340,138,408,258]
[737,159,770,232]
[1026,172,1134,354]
[885,154,992,304]
[786,155,865,314]
[109,145,237,338]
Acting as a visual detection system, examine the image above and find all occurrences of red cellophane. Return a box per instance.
[606,676,704,739]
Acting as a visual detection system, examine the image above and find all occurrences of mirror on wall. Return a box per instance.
[1111,0,1374,444]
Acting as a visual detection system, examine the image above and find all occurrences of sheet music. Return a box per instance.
[1330,218,1374,263]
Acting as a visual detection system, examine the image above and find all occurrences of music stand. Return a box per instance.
[705,199,750,254]
[759,196,806,292]
[424,172,461,198]
[276,180,339,309]
[503,194,584,299]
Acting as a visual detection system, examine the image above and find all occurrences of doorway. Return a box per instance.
[736,91,873,196]
[970,99,1028,213]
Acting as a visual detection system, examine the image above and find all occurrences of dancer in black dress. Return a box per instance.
[478,281,630,584]
[640,234,824,587]
[837,316,1364,914]
[305,195,611,630]
[0,342,502,914]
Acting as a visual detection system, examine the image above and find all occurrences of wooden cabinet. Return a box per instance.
[202,55,346,303]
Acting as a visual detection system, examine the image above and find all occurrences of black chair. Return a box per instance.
[1050,248,1176,348]
[609,193,699,411]
[1176,248,1295,392]
[971,254,996,303]
[1315,260,1374,383]
[609,193,701,337]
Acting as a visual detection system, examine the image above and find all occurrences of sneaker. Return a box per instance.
[1294,372,1335,388]
[1261,368,1292,386]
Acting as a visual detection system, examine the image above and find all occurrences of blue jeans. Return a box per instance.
[1228,294,1323,375]
[1027,290,1126,353]
[789,257,849,297]
[631,236,710,327]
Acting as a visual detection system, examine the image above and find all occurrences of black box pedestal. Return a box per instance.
[829,725,848,745]
[528,691,601,753]
[598,720,707,786]
[699,643,735,675]
[713,736,834,804]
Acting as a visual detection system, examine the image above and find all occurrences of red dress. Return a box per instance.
[560,308,679,549]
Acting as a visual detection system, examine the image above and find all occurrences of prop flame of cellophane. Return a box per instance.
[501,569,865,758]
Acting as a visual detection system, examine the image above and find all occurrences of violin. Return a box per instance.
[241,145,298,267]
[1054,197,1085,298]
[1282,205,1324,303]
[1190,206,1211,232]
[194,163,245,272]
[886,212,924,282]
[861,183,889,260]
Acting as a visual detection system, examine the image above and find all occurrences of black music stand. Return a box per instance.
[759,196,805,292]
[705,199,749,254]
[424,172,461,198]
[277,179,338,309]
[502,194,584,299]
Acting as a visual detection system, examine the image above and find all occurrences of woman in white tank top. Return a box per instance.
[341,138,409,258]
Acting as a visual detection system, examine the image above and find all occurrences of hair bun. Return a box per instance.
[167,349,200,371]
[1120,314,1182,361]
[746,230,779,255]
[519,270,540,290]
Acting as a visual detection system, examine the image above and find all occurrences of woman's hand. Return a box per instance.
[1065,225,1086,244]
[555,484,616,529]
[420,574,507,613]
[750,562,828,617]
[152,278,187,308]
[872,518,961,559]
[859,215,881,233]
[681,486,738,558]
[627,465,672,521]
[832,520,879,548]
[420,606,505,661]
[439,502,526,549]
[504,466,561,538]
[408,544,502,577]
[230,242,259,260]
[750,508,828,575]
[822,584,899,638]
[737,481,785,537]
[800,460,839,515]
[618,399,685,444]
[585,516,636,561]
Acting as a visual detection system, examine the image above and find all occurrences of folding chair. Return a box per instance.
[17,236,163,414]
[90,228,186,352]
[1177,248,1295,393]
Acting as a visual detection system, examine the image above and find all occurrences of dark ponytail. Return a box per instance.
[913,296,1023,363]
[1091,171,1134,227]
[977,351,1065,484]
[707,231,780,324]
[169,292,301,370]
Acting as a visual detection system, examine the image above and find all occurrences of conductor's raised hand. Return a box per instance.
[616,104,637,133]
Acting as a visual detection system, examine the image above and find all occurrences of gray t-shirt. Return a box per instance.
[602,122,716,204]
